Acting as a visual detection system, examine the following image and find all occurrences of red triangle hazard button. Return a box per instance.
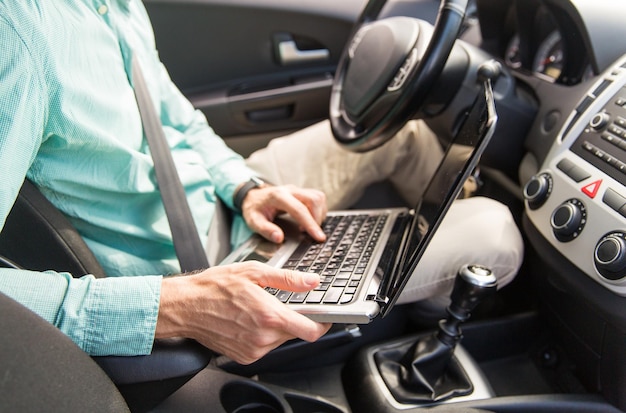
[582,179,602,198]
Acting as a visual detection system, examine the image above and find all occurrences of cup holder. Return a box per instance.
[220,381,284,413]
[285,394,345,413]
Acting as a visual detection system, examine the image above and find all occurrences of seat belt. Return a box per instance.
[131,55,210,272]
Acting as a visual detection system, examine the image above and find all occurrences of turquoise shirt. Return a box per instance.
[0,0,257,355]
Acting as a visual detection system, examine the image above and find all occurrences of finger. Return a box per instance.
[240,268,332,353]
[231,306,331,363]
[274,194,326,242]
[246,209,285,243]
[254,283,330,343]
[250,266,321,292]
[279,309,333,343]
[243,261,320,292]
[292,190,327,226]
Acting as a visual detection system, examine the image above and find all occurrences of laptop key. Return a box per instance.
[289,292,308,303]
[275,290,292,303]
[289,241,313,260]
[332,279,348,287]
[323,287,344,303]
[340,293,354,304]
[305,290,325,303]
[315,283,330,291]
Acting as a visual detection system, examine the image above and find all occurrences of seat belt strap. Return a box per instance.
[131,55,210,272]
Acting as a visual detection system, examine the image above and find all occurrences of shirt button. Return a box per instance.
[98,5,108,15]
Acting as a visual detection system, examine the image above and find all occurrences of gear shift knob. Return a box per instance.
[449,264,498,314]
[438,264,497,347]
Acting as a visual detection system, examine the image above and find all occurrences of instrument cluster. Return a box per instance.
[498,1,594,85]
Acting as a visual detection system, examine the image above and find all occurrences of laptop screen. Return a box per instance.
[379,78,498,316]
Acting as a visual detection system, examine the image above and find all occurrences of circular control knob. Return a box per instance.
[589,112,610,131]
[595,232,626,281]
[523,173,552,210]
[550,199,586,242]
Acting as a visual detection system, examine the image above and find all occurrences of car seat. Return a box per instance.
[0,291,130,412]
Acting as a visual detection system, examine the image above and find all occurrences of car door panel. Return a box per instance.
[144,0,366,146]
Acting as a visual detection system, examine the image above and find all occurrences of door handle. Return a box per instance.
[277,39,330,65]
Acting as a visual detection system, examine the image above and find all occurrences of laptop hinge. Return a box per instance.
[373,294,389,305]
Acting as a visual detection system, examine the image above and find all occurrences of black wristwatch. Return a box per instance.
[233,176,265,210]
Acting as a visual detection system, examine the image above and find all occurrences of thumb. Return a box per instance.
[247,211,285,244]
[257,221,285,244]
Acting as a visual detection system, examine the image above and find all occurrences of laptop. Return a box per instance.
[221,78,497,324]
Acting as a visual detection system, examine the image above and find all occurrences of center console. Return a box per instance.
[522,54,626,411]
[524,54,626,295]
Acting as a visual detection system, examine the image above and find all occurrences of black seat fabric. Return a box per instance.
[0,292,129,412]
[0,180,105,277]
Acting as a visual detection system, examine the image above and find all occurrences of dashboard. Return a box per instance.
[461,0,626,297]
[476,0,595,85]
[471,0,626,295]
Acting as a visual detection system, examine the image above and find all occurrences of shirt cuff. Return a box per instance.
[61,274,162,356]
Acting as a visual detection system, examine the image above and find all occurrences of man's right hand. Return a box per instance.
[155,262,331,365]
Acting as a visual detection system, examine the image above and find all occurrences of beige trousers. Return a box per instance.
[246,120,524,303]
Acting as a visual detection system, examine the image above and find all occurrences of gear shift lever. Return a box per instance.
[438,264,497,347]
[374,264,497,403]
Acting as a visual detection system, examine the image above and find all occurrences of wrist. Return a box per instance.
[233,176,265,211]
[155,277,189,339]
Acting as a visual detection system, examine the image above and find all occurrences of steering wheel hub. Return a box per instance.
[343,18,420,119]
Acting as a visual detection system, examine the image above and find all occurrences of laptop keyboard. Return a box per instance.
[265,213,388,305]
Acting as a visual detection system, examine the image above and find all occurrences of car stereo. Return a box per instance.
[525,54,626,296]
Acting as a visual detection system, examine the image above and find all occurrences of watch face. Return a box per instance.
[251,176,265,186]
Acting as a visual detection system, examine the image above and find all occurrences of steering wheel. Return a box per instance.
[330,0,469,152]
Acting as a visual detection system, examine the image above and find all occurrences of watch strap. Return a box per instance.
[234,177,265,211]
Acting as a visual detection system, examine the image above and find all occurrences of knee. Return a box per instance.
[393,120,439,153]
[466,198,524,288]
[433,197,524,290]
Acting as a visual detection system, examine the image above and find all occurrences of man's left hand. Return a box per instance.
[241,184,327,243]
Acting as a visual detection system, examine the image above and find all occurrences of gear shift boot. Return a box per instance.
[373,264,497,404]
[374,334,472,403]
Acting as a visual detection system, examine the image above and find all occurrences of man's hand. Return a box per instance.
[241,184,328,243]
[155,262,331,365]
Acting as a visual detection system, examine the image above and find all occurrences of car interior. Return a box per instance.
[2,0,626,412]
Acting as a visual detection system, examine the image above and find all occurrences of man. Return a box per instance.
[0,0,523,364]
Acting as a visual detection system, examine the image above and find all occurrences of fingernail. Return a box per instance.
[316,229,326,239]
[303,273,320,287]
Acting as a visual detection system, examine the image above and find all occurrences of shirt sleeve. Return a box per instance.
[0,12,46,228]
[0,10,162,357]
[155,61,258,209]
[0,269,162,356]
